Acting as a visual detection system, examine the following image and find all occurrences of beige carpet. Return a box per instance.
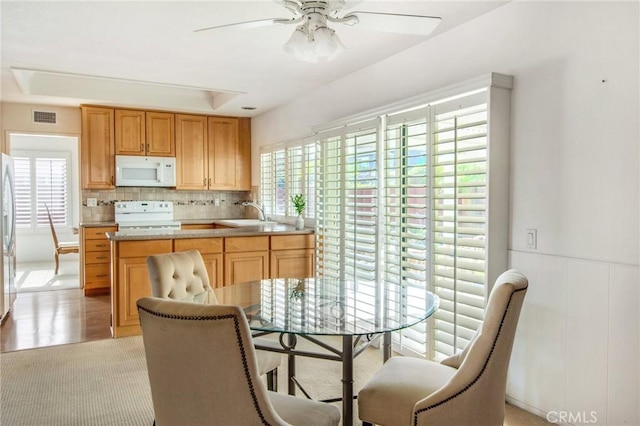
[0,336,549,425]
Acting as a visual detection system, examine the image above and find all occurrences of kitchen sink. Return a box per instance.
[218,219,279,227]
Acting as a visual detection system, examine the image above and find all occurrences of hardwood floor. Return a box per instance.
[0,289,111,353]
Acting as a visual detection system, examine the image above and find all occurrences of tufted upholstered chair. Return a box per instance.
[146,249,282,391]
[137,297,341,426]
[358,269,528,426]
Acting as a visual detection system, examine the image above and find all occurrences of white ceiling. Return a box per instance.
[1,1,508,117]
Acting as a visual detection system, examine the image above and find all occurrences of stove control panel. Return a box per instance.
[115,201,173,213]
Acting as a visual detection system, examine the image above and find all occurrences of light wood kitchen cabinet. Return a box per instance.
[146,111,175,157]
[270,235,315,278]
[174,238,223,288]
[115,109,146,155]
[209,117,245,190]
[115,110,175,157]
[224,236,269,285]
[180,223,215,230]
[175,114,208,190]
[176,115,250,191]
[81,106,115,189]
[112,239,172,337]
[81,226,117,296]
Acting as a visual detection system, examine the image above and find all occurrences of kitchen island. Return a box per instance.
[106,222,314,337]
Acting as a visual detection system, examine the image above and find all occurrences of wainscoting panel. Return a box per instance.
[507,251,639,425]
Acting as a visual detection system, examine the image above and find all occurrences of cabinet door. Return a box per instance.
[224,251,269,286]
[208,117,239,190]
[115,109,145,155]
[146,112,175,157]
[117,257,152,328]
[81,106,115,189]
[270,249,315,278]
[176,114,208,190]
[202,253,224,289]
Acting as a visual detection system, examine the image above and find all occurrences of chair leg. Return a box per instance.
[267,368,277,391]
[54,253,60,275]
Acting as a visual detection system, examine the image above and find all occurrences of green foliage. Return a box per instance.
[290,193,306,215]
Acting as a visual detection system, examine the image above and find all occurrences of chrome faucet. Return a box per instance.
[241,201,266,221]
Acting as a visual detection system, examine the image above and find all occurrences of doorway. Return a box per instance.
[9,133,80,293]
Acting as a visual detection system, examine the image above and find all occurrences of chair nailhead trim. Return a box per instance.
[413,287,527,426]
[138,305,274,426]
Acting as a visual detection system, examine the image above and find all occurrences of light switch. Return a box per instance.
[214,198,221,206]
[526,228,537,250]
[87,198,97,207]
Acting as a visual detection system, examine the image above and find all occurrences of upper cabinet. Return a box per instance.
[81,106,115,189]
[146,112,175,157]
[175,114,208,190]
[175,115,251,191]
[115,109,175,157]
[83,106,250,191]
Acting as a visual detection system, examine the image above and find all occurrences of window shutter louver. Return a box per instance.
[430,93,489,359]
[13,152,71,230]
[260,141,317,220]
[383,108,431,356]
[14,157,32,228]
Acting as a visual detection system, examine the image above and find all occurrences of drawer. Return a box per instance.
[118,240,172,258]
[174,238,223,254]
[181,224,214,230]
[85,239,111,252]
[271,234,315,251]
[84,263,110,283]
[224,236,269,253]
[84,251,111,264]
[84,226,117,239]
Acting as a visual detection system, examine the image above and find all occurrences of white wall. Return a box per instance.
[252,1,639,424]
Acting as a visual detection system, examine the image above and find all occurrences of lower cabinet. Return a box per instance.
[270,235,315,278]
[224,236,269,286]
[112,239,172,337]
[81,226,117,296]
[174,238,223,288]
[110,233,314,337]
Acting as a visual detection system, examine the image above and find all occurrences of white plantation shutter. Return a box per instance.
[13,151,71,229]
[316,131,344,280]
[383,108,431,356]
[430,91,490,359]
[261,141,317,220]
[270,75,511,359]
[315,120,379,283]
[14,156,32,228]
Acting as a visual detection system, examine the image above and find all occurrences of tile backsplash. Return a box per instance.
[81,187,259,223]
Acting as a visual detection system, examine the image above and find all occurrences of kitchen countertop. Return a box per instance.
[106,223,312,241]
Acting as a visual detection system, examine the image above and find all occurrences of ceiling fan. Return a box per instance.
[195,0,442,63]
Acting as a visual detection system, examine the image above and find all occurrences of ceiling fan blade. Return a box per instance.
[347,11,442,36]
[194,18,281,33]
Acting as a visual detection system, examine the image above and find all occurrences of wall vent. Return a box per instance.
[32,110,57,124]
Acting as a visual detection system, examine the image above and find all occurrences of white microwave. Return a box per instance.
[115,155,176,187]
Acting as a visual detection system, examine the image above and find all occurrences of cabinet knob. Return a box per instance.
[141,143,144,152]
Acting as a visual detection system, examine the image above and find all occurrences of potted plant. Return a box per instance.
[291,193,306,230]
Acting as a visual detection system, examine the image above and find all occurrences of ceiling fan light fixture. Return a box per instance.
[283,25,309,59]
[283,21,344,63]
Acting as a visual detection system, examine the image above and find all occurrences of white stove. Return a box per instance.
[115,201,181,232]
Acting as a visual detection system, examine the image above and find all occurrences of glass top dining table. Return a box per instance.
[214,277,439,426]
